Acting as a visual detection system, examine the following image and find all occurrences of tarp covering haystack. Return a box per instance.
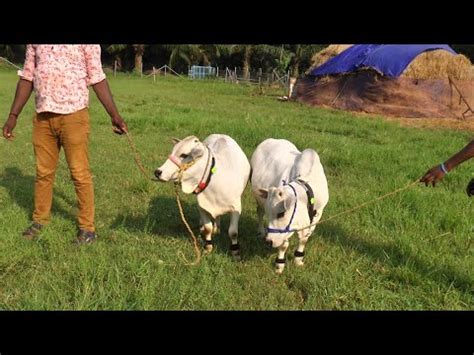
[295,44,474,119]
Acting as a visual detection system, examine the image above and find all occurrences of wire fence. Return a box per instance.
[112,60,293,89]
[2,57,293,94]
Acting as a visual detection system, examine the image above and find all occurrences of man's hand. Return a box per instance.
[111,115,128,135]
[2,115,18,140]
[420,165,446,187]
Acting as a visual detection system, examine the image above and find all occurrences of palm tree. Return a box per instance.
[133,44,146,74]
[288,45,326,77]
[106,44,128,71]
[0,45,25,63]
[227,45,289,80]
[161,44,229,74]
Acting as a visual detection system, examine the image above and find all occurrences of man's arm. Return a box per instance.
[420,139,474,186]
[91,79,128,135]
[83,45,128,135]
[2,78,34,139]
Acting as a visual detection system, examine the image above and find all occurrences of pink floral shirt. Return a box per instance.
[19,44,106,114]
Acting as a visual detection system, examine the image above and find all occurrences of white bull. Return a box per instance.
[250,138,329,273]
[155,134,251,260]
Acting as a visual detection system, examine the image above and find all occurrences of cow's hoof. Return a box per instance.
[204,245,213,254]
[275,267,284,275]
[294,257,304,267]
[232,253,242,262]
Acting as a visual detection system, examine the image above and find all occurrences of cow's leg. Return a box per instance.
[212,216,221,235]
[294,230,311,267]
[275,239,290,274]
[199,208,214,254]
[256,204,266,238]
[228,209,241,261]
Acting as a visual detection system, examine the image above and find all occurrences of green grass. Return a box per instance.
[0,68,472,310]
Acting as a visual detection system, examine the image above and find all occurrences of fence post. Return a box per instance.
[114,60,117,77]
[164,65,167,77]
[153,66,156,83]
[216,67,219,78]
[140,62,143,79]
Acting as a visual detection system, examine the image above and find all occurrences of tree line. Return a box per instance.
[0,44,328,77]
[1,44,473,78]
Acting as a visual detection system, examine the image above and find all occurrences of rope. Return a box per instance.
[292,179,420,232]
[0,57,22,70]
[174,182,202,265]
[124,132,153,180]
[124,131,202,265]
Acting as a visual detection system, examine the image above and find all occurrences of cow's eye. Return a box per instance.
[180,154,188,159]
[277,212,285,219]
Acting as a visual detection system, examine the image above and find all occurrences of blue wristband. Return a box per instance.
[439,163,449,174]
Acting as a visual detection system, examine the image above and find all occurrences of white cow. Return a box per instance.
[155,134,251,260]
[250,138,329,273]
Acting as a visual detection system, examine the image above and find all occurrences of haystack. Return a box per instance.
[308,45,352,72]
[295,45,474,119]
[402,50,474,80]
[309,45,474,80]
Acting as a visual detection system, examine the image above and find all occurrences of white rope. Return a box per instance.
[0,57,22,70]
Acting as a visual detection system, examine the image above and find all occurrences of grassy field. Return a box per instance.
[0,66,472,310]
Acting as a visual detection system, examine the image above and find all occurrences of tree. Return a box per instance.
[133,44,146,74]
[0,45,26,63]
[163,45,229,73]
[287,45,326,78]
[227,45,284,80]
[106,44,128,71]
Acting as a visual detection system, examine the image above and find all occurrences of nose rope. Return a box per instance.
[124,132,201,265]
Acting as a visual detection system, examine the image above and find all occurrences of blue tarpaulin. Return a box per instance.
[310,45,457,78]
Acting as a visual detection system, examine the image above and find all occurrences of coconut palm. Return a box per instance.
[133,44,146,74]
[0,45,25,63]
[226,45,290,80]
[106,44,128,71]
[287,45,326,78]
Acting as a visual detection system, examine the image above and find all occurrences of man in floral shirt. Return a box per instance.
[2,45,128,243]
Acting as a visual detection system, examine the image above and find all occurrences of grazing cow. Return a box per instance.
[250,138,329,273]
[155,134,251,260]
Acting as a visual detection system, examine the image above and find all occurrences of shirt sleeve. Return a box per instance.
[18,44,35,82]
[82,45,106,86]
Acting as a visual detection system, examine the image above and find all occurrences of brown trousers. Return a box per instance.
[32,108,95,232]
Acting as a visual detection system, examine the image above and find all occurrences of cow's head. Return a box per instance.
[258,185,298,248]
[155,136,206,193]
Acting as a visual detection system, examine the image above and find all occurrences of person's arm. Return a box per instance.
[420,139,474,186]
[91,79,128,134]
[2,45,35,139]
[83,45,128,135]
[2,79,34,139]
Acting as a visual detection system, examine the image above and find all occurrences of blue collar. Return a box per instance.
[266,181,298,234]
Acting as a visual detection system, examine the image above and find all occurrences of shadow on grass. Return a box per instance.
[318,222,474,297]
[0,166,77,225]
[110,194,273,260]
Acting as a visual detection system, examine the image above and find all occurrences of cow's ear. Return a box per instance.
[171,138,181,145]
[258,188,268,199]
[283,193,296,211]
[190,145,205,159]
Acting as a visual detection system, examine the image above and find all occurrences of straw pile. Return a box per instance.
[402,49,474,80]
[309,45,474,80]
[308,45,352,72]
